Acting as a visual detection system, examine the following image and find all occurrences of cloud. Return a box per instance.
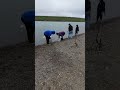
[35,0,85,18]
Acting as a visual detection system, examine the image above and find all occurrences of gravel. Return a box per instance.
[35,34,85,90]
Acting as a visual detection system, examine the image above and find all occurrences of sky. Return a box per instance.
[35,0,85,18]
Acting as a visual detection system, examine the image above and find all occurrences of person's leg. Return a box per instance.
[71,31,73,38]
[75,33,76,36]
[48,36,50,44]
[98,38,101,51]
[70,31,72,38]
[68,31,70,38]
[75,31,78,36]
[58,35,60,39]
[21,17,34,43]
[25,25,32,43]
[61,36,63,41]
[69,31,73,38]
[46,36,49,44]
[100,14,103,21]
[29,25,35,43]
[24,24,34,43]
[97,12,100,22]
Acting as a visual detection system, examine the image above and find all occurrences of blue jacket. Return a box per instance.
[21,10,35,27]
[44,30,55,37]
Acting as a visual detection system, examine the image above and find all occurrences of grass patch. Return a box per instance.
[35,16,85,22]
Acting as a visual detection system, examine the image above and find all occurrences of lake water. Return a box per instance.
[35,21,85,46]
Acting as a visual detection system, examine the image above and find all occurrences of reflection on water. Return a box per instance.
[35,21,85,46]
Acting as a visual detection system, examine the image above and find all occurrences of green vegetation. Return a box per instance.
[35,16,85,22]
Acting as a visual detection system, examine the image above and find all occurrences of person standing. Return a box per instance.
[68,24,73,38]
[74,25,79,46]
[96,0,105,51]
[44,30,55,44]
[75,25,79,35]
[85,0,91,29]
[97,0,105,22]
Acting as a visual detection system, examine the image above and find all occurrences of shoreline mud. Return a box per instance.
[35,34,85,90]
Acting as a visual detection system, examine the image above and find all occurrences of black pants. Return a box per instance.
[21,18,35,43]
[45,35,51,44]
[58,35,64,41]
[26,24,34,43]
[61,36,63,41]
[97,12,103,21]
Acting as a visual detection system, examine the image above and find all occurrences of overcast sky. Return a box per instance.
[35,0,85,18]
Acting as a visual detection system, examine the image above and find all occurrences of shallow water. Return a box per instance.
[35,21,85,46]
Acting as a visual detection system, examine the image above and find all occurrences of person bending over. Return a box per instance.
[56,31,65,41]
[44,30,55,44]
[21,10,35,43]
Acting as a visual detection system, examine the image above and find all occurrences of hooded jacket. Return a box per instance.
[44,30,55,37]
[21,10,35,27]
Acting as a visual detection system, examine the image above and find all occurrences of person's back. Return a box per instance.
[68,24,73,32]
[44,30,55,44]
[44,30,55,37]
[97,0,105,14]
[21,10,35,43]
[21,11,35,25]
[58,31,65,36]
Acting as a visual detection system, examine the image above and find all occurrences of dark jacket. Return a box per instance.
[75,26,79,34]
[57,31,65,36]
[68,25,73,32]
[97,0,105,14]
[21,10,35,27]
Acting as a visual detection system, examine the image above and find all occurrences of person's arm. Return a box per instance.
[78,27,79,31]
[57,33,60,38]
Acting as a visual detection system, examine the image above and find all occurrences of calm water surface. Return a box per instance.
[35,21,85,46]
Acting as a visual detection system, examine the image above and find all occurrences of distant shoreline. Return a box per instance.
[35,16,85,22]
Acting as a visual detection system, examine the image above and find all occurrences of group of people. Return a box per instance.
[20,0,105,46]
[44,24,79,44]
[86,0,106,51]
[86,0,105,29]
[20,11,79,45]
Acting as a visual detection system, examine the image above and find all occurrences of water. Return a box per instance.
[35,21,85,46]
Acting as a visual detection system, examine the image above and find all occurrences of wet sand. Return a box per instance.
[35,34,85,90]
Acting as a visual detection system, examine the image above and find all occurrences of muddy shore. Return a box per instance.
[35,34,85,90]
